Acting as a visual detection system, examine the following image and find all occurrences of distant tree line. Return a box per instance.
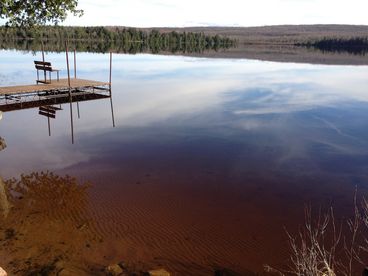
[297,37,368,55]
[0,26,236,54]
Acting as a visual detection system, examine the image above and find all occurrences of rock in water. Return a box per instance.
[55,261,90,276]
[0,177,10,219]
[0,267,7,276]
[148,269,170,276]
[106,264,124,276]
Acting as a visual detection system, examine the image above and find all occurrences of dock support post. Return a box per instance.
[41,42,47,83]
[69,99,74,144]
[74,49,77,79]
[41,42,45,62]
[66,42,72,97]
[77,102,80,119]
[48,116,51,137]
[65,41,74,144]
[110,96,115,128]
[108,51,114,127]
[109,52,112,96]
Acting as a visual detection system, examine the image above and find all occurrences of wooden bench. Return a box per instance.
[34,61,60,84]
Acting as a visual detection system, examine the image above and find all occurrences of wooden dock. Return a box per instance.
[0,78,109,96]
[0,78,115,143]
[0,50,115,143]
[0,93,110,112]
[0,78,111,112]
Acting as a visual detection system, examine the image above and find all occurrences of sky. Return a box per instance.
[60,0,368,27]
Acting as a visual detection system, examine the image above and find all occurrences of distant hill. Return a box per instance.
[111,24,368,44]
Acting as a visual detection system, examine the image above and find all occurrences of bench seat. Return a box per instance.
[34,61,60,84]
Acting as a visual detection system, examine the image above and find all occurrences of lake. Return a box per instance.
[1,49,368,275]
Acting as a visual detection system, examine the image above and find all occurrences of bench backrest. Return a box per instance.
[34,60,53,71]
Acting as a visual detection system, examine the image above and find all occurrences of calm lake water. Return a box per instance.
[1,49,368,275]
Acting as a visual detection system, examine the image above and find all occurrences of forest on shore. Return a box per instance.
[1,25,368,55]
[0,26,236,53]
[297,37,368,55]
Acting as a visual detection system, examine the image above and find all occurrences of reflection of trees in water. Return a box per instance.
[0,137,5,152]
[5,171,90,221]
[0,37,234,54]
[0,172,99,275]
[0,27,235,54]
[0,177,10,219]
[0,110,4,151]
[0,136,8,219]
[298,38,368,55]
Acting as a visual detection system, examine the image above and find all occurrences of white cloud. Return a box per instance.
[62,0,368,27]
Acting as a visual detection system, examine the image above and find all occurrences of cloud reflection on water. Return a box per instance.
[0,51,368,179]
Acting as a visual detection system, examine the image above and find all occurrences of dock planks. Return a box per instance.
[0,78,109,96]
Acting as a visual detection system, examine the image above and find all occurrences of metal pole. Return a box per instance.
[48,116,51,136]
[65,41,74,144]
[41,42,46,82]
[109,51,114,126]
[77,102,80,119]
[110,96,115,128]
[109,52,112,96]
[65,42,72,94]
[41,42,45,62]
[74,48,76,79]
[69,99,74,144]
